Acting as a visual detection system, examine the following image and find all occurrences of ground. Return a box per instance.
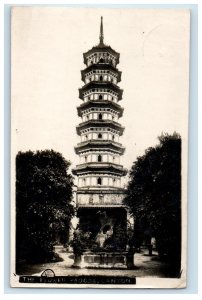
[16,246,179,278]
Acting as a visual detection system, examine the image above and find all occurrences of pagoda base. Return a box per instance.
[72,252,134,269]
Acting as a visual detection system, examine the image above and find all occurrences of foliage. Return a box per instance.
[124,133,181,265]
[71,222,128,254]
[70,230,100,254]
[16,150,74,263]
[104,224,128,252]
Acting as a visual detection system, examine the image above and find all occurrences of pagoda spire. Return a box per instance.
[99,16,104,46]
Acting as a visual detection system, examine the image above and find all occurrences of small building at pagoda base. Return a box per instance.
[72,17,133,269]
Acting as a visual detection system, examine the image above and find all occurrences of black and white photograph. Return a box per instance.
[11,7,190,288]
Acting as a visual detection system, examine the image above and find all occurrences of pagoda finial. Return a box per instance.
[99,16,104,46]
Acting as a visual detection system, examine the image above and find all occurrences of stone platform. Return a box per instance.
[73,252,134,269]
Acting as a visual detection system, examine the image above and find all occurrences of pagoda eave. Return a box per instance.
[81,64,122,82]
[79,82,123,100]
[83,46,120,65]
[72,163,127,176]
[77,188,127,194]
[77,100,124,117]
[74,140,125,155]
[76,120,125,135]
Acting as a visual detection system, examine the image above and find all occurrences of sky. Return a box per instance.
[11,7,190,173]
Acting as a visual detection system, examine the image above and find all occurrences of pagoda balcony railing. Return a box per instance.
[76,198,124,207]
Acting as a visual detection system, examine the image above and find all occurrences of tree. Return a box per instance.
[124,133,181,273]
[16,150,74,264]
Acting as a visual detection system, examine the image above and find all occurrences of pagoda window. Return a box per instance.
[83,178,86,186]
[99,58,104,63]
[85,135,88,140]
[112,135,115,141]
[99,195,104,204]
[89,196,93,204]
[98,155,102,162]
[85,156,88,163]
[100,75,103,81]
[99,94,103,100]
[98,133,102,139]
[97,177,102,185]
[98,113,103,120]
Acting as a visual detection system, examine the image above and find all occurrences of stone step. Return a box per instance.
[53,245,64,250]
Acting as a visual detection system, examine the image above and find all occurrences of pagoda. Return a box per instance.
[72,17,133,269]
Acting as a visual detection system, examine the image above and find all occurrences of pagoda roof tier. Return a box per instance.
[79,82,123,100]
[76,120,125,135]
[83,46,120,65]
[72,162,127,176]
[77,204,125,209]
[77,100,124,117]
[81,64,122,82]
[77,188,127,195]
[74,140,125,155]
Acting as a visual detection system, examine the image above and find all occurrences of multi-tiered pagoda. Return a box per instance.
[72,17,133,269]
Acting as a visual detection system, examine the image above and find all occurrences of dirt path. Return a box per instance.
[16,246,176,278]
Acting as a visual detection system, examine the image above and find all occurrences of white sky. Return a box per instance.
[11,7,190,172]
